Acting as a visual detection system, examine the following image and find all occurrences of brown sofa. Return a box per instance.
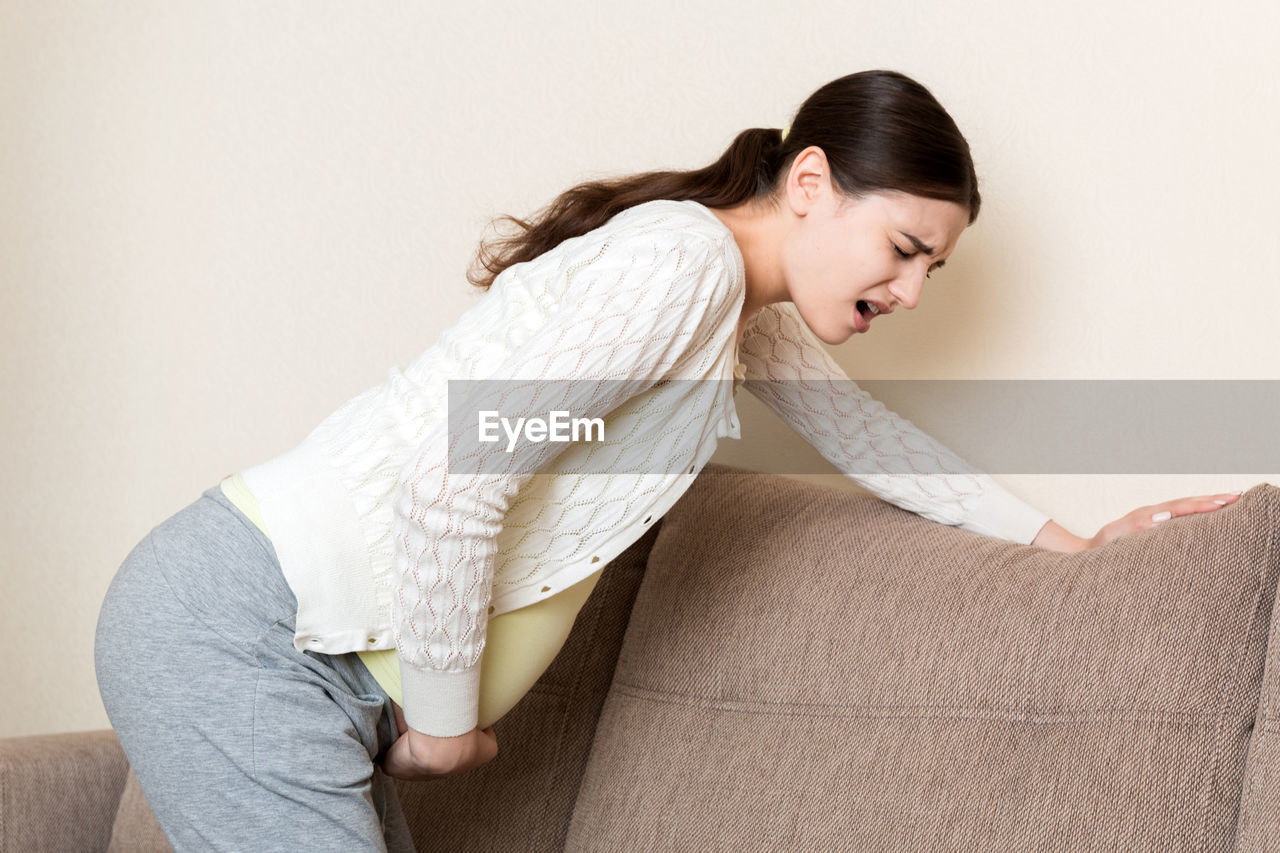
[5,464,1280,852]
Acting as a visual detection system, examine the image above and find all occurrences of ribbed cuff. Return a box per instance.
[398,658,481,738]
[965,476,1053,544]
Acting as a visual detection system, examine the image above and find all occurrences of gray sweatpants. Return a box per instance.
[94,483,417,852]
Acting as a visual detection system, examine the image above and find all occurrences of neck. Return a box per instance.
[705,200,791,333]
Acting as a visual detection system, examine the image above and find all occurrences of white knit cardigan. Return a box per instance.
[240,199,1051,736]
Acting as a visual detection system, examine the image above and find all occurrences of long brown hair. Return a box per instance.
[467,69,981,291]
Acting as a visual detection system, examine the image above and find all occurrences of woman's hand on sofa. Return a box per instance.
[1084,491,1243,549]
[1033,492,1244,552]
[381,699,498,781]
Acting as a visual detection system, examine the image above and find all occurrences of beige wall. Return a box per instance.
[3,1,1277,737]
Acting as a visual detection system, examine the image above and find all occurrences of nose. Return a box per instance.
[888,270,925,310]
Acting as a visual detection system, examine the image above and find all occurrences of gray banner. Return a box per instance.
[444,379,1280,475]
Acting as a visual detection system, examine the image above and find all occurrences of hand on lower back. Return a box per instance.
[381,699,497,781]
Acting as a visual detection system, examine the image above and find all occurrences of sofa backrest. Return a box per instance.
[563,465,1280,850]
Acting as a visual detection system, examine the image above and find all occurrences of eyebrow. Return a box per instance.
[899,231,947,270]
[899,232,936,256]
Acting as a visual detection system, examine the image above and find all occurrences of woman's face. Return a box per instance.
[781,168,970,345]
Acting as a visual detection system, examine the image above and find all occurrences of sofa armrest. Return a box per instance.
[0,729,130,853]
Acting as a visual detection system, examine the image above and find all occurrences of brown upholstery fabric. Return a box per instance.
[0,729,128,853]
[1232,495,1280,850]
[393,522,660,851]
[107,768,172,852]
[567,466,1280,851]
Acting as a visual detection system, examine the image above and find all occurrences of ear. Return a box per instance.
[784,146,832,216]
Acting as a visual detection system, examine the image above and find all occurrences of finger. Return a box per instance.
[381,733,415,781]
[1152,494,1242,523]
[480,728,499,761]
[480,726,498,751]
[1180,493,1243,513]
[1198,492,1243,504]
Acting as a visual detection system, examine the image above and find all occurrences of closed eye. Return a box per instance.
[892,243,944,279]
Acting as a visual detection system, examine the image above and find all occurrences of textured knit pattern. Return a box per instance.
[238,198,1050,736]
[386,216,738,724]
[247,200,747,734]
[739,300,992,524]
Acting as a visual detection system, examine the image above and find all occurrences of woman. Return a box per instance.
[95,69,1240,851]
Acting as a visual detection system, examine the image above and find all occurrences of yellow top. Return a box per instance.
[219,471,603,729]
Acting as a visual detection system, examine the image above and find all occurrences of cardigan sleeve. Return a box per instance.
[392,227,739,737]
[736,301,1052,545]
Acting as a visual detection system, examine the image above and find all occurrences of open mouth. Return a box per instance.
[856,300,877,321]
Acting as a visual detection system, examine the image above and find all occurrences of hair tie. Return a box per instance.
[780,124,791,143]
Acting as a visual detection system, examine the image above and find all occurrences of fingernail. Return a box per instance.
[1214,500,1227,505]
[1233,490,1245,496]
[1152,511,1172,523]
